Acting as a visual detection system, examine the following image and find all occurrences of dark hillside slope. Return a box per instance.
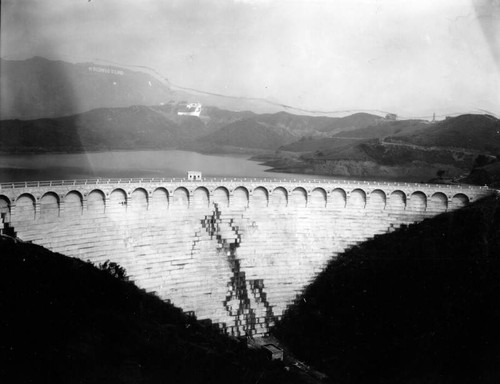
[0,240,303,384]
[0,105,206,152]
[198,118,299,150]
[390,114,500,153]
[275,195,500,384]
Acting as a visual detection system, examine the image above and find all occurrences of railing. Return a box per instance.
[0,177,490,191]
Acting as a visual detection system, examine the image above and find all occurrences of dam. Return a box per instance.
[0,177,493,336]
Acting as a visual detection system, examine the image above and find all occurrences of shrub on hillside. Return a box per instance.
[98,260,127,281]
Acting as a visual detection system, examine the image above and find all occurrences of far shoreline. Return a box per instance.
[0,146,471,186]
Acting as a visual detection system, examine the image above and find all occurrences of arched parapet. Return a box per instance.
[172,187,190,209]
[347,188,367,209]
[367,189,386,210]
[450,193,469,210]
[251,186,269,208]
[39,191,60,219]
[130,188,149,211]
[310,187,327,208]
[387,190,406,211]
[15,193,37,220]
[107,188,127,215]
[329,188,347,208]
[63,190,83,217]
[232,186,249,208]
[151,187,169,211]
[86,189,106,215]
[192,187,210,209]
[0,195,12,222]
[407,191,427,213]
[290,187,307,208]
[428,192,448,213]
[271,187,288,207]
[212,186,230,208]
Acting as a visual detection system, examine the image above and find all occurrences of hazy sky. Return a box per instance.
[2,0,499,117]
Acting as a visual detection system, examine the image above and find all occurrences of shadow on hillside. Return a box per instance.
[0,239,304,384]
[274,195,500,384]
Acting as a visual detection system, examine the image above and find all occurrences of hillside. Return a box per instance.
[0,105,208,152]
[316,112,384,134]
[280,119,429,153]
[0,238,304,384]
[0,105,350,154]
[387,114,500,153]
[197,117,301,150]
[259,114,498,182]
[0,56,313,119]
[274,194,500,383]
[191,111,360,151]
[0,57,191,120]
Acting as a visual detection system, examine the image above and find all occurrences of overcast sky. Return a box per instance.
[2,0,499,117]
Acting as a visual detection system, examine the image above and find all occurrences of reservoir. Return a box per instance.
[0,150,314,182]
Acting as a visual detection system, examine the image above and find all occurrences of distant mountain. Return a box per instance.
[316,112,384,134]
[1,56,321,119]
[197,118,299,150]
[332,119,429,139]
[194,111,345,150]
[0,104,345,153]
[0,105,206,152]
[387,114,500,153]
[279,119,429,154]
[0,57,194,120]
[258,114,499,183]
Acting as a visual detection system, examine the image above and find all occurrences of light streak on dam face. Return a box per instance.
[0,177,493,336]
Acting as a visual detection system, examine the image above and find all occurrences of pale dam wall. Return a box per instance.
[0,178,493,336]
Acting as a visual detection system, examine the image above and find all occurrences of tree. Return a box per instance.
[98,260,127,281]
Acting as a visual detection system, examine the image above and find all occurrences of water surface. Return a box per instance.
[0,150,318,182]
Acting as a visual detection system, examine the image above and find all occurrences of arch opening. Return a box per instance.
[291,188,307,208]
[310,188,327,208]
[172,187,189,209]
[330,188,346,208]
[213,187,229,208]
[40,192,60,219]
[87,189,106,215]
[131,188,148,212]
[151,188,169,211]
[15,193,36,220]
[348,189,366,209]
[232,187,249,208]
[192,187,209,209]
[0,195,11,222]
[64,191,83,217]
[108,189,127,215]
[367,189,386,210]
[271,187,288,207]
[408,191,427,212]
[388,190,406,211]
[429,192,447,213]
[252,187,268,208]
[451,193,469,209]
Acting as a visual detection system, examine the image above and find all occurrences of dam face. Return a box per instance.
[0,177,492,336]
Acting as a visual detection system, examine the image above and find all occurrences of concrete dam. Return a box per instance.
[0,177,493,336]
